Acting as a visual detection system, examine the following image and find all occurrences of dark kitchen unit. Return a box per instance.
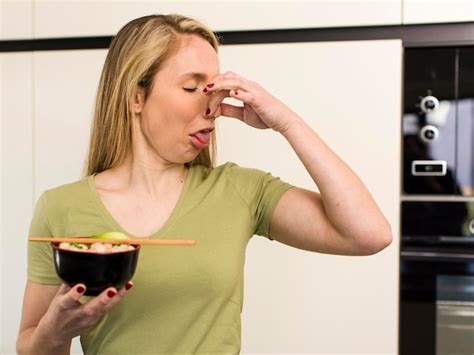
[400,46,474,355]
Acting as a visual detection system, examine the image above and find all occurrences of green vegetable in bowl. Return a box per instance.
[94,231,130,240]
[71,243,88,250]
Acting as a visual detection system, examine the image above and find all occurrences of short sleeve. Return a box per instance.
[27,192,61,284]
[226,163,294,238]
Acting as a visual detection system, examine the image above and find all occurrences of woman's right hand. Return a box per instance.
[36,282,132,347]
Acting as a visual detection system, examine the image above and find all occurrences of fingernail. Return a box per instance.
[206,108,211,115]
[77,286,85,294]
[125,282,133,291]
[107,290,116,298]
[203,87,208,93]
[234,90,238,95]
[206,83,214,88]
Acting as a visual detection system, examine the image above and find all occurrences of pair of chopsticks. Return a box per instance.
[29,237,196,246]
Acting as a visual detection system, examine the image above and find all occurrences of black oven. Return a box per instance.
[400,45,474,355]
[400,201,474,355]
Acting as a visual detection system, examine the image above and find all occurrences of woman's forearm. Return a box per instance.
[203,71,392,251]
[17,325,71,355]
[281,116,392,249]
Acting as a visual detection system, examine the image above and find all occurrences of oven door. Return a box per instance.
[400,253,474,355]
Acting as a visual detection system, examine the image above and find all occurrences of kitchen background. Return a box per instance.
[1,1,473,354]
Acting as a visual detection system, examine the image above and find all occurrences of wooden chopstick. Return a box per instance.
[29,237,196,246]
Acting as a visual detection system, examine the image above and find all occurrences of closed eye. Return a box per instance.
[183,88,197,93]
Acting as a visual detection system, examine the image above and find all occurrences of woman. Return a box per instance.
[17,14,392,354]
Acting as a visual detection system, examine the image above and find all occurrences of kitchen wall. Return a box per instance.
[1,1,471,354]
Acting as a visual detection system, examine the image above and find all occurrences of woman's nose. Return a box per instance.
[210,105,221,119]
[202,95,221,119]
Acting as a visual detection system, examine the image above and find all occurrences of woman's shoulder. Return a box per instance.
[192,162,270,187]
[193,161,257,177]
[215,161,268,180]
[38,176,92,207]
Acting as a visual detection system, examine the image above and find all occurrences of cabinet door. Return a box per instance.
[1,52,34,354]
[33,50,107,195]
[0,1,33,40]
[34,1,402,38]
[217,40,402,354]
[403,0,474,24]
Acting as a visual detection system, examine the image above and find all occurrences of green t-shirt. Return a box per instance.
[28,162,293,354]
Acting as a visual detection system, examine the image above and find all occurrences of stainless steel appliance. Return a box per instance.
[400,46,474,355]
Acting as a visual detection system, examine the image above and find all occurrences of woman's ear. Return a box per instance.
[132,87,145,114]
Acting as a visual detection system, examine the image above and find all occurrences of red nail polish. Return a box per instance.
[234,90,238,95]
[207,83,214,88]
[77,286,85,294]
[206,108,211,115]
[107,290,116,298]
[203,87,208,93]
[125,283,133,291]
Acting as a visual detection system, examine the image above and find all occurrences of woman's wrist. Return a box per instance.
[17,325,69,355]
[278,115,306,138]
[34,316,70,353]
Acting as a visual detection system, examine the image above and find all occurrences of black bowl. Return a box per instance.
[52,242,140,296]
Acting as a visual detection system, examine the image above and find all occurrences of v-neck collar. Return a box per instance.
[87,166,194,239]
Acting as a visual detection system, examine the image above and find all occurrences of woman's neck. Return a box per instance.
[97,154,188,199]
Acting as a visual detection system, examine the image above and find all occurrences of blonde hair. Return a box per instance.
[83,14,220,177]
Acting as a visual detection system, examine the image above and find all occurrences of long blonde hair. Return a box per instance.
[83,14,220,177]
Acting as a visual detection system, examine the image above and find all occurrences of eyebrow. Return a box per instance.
[180,72,208,82]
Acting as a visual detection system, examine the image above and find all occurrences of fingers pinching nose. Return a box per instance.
[202,83,215,94]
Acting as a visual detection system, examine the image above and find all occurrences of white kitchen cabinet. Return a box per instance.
[33,50,108,196]
[33,0,402,38]
[1,52,35,354]
[218,40,401,354]
[403,0,474,24]
[1,0,33,40]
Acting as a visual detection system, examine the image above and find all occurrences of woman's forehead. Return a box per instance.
[159,36,219,80]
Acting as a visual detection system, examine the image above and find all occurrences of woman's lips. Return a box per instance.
[190,131,210,149]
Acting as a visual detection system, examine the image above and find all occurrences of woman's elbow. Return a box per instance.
[355,220,393,256]
[367,221,393,255]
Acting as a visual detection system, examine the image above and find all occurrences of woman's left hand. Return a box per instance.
[203,71,300,134]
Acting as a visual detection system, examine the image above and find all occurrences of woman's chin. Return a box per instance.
[179,150,200,164]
